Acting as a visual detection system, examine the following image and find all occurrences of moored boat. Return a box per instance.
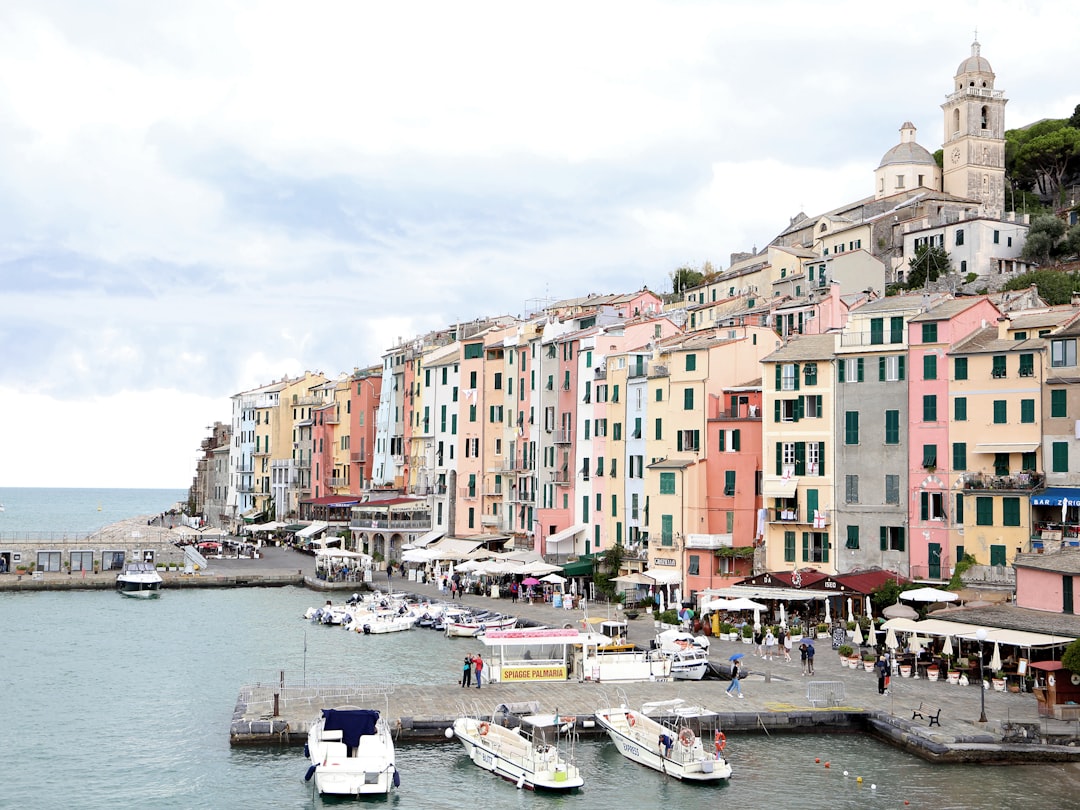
[304,706,399,796]
[655,628,711,680]
[594,701,731,782]
[447,714,583,791]
[445,611,518,637]
[115,561,163,598]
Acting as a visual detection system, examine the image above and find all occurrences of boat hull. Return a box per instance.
[117,584,161,599]
[307,707,397,796]
[445,616,517,637]
[115,563,163,598]
[594,708,731,782]
[452,719,583,791]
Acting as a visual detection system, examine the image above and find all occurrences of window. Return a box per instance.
[1021,399,1035,424]
[845,474,859,504]
[655,418,663,441]
[956,494,964,524]
[724,470,736,496]
[991,355,1006,378]
[880,355,905,382]
[884,410,900,444]
[684,388,694,410]
[924,354,937,380]
[1052,339,1077,368]
[990,545,1007,567]
[1019,354,1034,377]
[923,395,937,422]
[954,357,968,380]
[885,474,900,504]
[688,555,700,576]
[880,526,905,551]
[803,532,829,563]
[784,531,796,563]
[955,396,967,421]
[952,442,967,471]
[839,357,864,382]
[870,318,884,345]
[686,354,697,371]
[955,229,964,246]
[464,342,483,359]
[661,515,673,546]
[613,422,622,441]
[803,363,818,386]
[655,388,663,402]
[845,411,859,444]
[976,497,993,526]
[494,372,503,389]
[660,473,676,494]
[993,400,1007,424]
[678,430,700,452]
[922,444,937,468]
[804,395,822,418]
[719,429,741,452]
[921,323,938,343]
[921,491,946,521]
[1003,497,1021,527]
[1052,390,1068,417]
[890,317,904,344]
[846,526,860,549]
[1053,441,1070,473]
[781,363,799,391]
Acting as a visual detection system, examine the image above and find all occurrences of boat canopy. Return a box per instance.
[321,708,380,748]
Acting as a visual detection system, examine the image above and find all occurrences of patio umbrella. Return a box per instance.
[753,607,761,629]
[612,572,654,586]
[521,577,540,586]
[657,590,665,613]
[941,634,954,657]
[852,622,864,646]
[885,627,899,651]
[901,587,959,603]
[865,595,873,620]
[909,635,923,654]
[779,603,787,628]
[539,573,566,584]
[990,642,1002,672]
[883,601,918,619]
[846,597,855,626]
[824,598,832,625]
[867,621,877,648]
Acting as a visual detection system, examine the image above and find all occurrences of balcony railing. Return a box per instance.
[960,471,1044,491]
[553,430,572,444]
[351,451,367,463]
[328,477,348,488]
[459,486,478,499]
[551,470,570,484]
[629,363,649,378]
[768,507,801,523]
[349,518,432,531]
[713,405,762,420]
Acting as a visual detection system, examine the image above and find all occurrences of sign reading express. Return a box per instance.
[501,666,568,682]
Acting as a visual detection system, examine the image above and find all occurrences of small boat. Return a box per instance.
[351,609,419,635]
[304,706,399,796]
[115,561,163,598]
[594,700,731,782]
[448,713,583,791]
[445,611,518,637]
[655,628,711,681]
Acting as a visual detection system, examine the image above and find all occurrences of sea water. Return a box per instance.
[0,486,187,536]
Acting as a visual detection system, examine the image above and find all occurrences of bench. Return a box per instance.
[912,701,942,727]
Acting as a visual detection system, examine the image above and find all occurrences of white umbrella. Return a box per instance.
[867,621,877,648]
[901,587,959,603]
[724,597,769,611]
[753,607,762,629]
[824,598,832,625]
[865,595,873,620]
[539,573,566,584]
[657,589,665,612]
[853,622,864,646]
[779,603,787,628]
[846,597,855,626]
[942,634,954,657]
[885,627,899,651]
[990,642,1002,672]
[909,635,923,654]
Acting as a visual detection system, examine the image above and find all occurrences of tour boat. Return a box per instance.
[304,706,399,796]
[594,701,731,782]
[655,628,711,680]
[448,713,583,791]
[115,561,163,598]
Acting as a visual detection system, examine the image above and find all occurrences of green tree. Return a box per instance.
[906,244,951,288]
[1066,223,1080,257]
[1002,268,1080,305]
[1018,126,1080,202]
[1062,638,1080,674]
[1021,214,1068,263]
[1069,103,1080,130]
[670,265,705,295]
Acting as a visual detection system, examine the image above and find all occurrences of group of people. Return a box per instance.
[754,627,793,662]
[460,653,485,689]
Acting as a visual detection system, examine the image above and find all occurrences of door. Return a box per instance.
[928,543,942,580]
[1065,575,1074,615]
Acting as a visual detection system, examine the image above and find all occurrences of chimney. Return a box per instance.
[997,315,1011,340]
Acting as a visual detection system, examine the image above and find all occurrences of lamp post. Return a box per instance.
[976,628,988,723]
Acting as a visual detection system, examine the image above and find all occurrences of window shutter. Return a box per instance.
[857,358,864,382]
[795,396,804,421]
[897,528,905,552]
[879,356,886,381]
[719,430,726,451]
[839,360,846,383]
[880,526,888,551]
[733,430,741,451]
[775,365,782,389]
[793,364,800,390]
[898,355,905,380]
[818,442,825,475]
[802,532,809,562]
[776,442,783,476]
[775,400,781,422]
[677,431,683,451]
[920,493,929,521]
[822,534,829,563]
[795,442,806,476]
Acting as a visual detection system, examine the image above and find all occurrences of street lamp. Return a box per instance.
[976,628,988,723]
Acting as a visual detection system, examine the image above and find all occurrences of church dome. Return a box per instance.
[956,40,993,78]
[877,123,936,169]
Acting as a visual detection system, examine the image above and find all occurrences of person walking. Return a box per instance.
[806,641,816,675]
[764,628,777,661]
[461,656,472,688]
[875,655,890,695]
[753,627,764,657]
[473,654,484,689]
[799,642,809,675]
[782,630,793,662]
[726,660,744,698]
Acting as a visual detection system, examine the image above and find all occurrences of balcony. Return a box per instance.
[649,364,669,378]
[481,515,501,527]
[768,507,801,523]
[459,486,478,500]
[351,451,367,463]
[713,405,762,420]
[553,430,572,444]
[349,518,432,531]
[960,471,1045,492]
[551,470,571,484]
[484,486,504,498]
[629,362,649,378]
[328,477,348,488]
[594,367,607,380]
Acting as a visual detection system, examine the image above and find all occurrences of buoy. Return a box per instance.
[444,727,454,739]
[478,722,490,736]
[843,770,849,777]
[824,762,830,768]
[905,802,910,806]
[856,776,863,784]
[871,784,876,790]
[815,758,820,763]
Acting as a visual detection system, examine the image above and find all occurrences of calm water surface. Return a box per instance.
[4,586,1080,810]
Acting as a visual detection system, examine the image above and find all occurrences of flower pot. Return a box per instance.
[926,667,939,682]
[947,671,960,685]
[790,634,802,642]
[742,636,753,644]
[899,665,912,678]
[863,660,876,672]
[817,633,830,640]
[992,678,1006,692]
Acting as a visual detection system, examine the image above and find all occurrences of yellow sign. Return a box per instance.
[501,666,567,682]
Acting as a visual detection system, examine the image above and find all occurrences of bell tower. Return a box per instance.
[941,39,1007,218]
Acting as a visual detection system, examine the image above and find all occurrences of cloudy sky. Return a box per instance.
[1,0,1077,489]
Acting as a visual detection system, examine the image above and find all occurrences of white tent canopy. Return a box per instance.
[643,568,682,586]
[295,521,329,539]
[900,587,959,603]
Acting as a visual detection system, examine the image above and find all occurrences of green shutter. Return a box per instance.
[776,442,783,476]
[879,356,886,382]
[897,529,905,552]
[733,430,741,451]
[802,532,809,562]
[839,359,845,383]
[898,355,905,380]
[677,431,683,451]
[857,358,864,382]
[794,442,805,476]
[719,430,726,451]
[818,443,825,475]
[920,493,929,521]
[822,533,829,563]
[880,526,888,551]
[793,364,800,390]
[774,400,781,422]
[775,365,782,389]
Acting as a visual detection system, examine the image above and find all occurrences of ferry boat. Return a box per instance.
[115,561,163,598]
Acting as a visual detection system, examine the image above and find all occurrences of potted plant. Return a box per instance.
[862,652,877,672]
[899,662,913,678]
[926,664,940,681]
[992,671,1006,692]
[817,623,830,639]
[846,621,856,639]
[719,622,734,641]
[838,644,854,666]
[742,625,754,643]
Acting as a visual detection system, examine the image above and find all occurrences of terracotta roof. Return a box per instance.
[933,604,1080,640]
[762,333,837,363]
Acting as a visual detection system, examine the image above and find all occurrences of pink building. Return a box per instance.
[1015,549,1080,614]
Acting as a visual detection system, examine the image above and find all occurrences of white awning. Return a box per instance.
[643,568,682,586]
[951,626,1076,648]
[403,529,444,549]
[762,477,799,498]
[544,523,587,547]
[709,585,826,602]
[295,521,329,539]
[974,442,1039,454]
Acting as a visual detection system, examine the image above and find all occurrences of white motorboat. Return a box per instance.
[352,609,419,634]
[445,611,518,638]
[115,561,163,598]
[655,628,710,681]
[448,714,583,791]
[594,702,731,782]
[304,706,399,796]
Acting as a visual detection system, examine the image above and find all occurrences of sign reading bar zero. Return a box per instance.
[501,666,568,682]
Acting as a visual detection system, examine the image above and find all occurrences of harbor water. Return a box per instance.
[4,489,1080,808]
